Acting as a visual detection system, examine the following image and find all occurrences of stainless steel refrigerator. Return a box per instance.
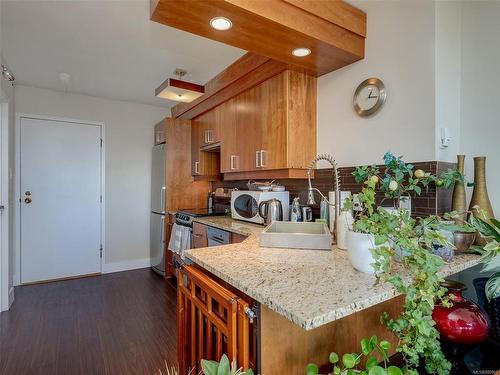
[150,143,166,276]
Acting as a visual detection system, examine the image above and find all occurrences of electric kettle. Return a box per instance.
[258,198,284,225]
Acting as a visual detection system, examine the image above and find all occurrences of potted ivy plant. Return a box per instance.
[335,152,473,374]
[343,152,458,274]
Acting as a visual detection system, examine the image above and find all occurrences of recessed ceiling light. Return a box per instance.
[210,17,232,31]
[292,47,311,57]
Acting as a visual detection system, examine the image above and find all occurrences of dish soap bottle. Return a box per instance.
[290,197,302,222]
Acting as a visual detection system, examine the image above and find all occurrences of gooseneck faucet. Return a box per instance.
[306,154,340,242]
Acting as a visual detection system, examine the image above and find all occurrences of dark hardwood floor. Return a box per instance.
[0,268,178,375]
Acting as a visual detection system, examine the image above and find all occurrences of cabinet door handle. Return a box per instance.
[193,234,203,238]
[230,155,239,170]
[255,150,261,168]
[260,150,267,167]
[194,161,200,174]
[204,130,213,144]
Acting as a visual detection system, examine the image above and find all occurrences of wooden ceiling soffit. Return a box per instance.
[150,0,366,77]
[171,53,287,119]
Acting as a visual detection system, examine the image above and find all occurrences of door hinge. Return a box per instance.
[99,245,103,258]
[100,138,103,147]
[100,195,102,203]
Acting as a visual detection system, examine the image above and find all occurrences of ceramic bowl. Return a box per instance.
[453,231,476,253]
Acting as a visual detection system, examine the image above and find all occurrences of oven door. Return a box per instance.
[232,193,263,224]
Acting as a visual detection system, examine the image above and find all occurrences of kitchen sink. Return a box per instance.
[259,222,332,250]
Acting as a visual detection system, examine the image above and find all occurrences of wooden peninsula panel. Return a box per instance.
[260,295,404,374]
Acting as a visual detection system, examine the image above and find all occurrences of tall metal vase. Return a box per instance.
[452,155,467,223]
[468,156,494,219]
[469,157,494,245]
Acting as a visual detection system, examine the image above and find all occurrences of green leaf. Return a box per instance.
[379,340,391,350]
[369,335,378,347]
[342,353,357,369]
[471,216,500,241]
[387,366,404,375]
[329,352,339,364]
[366,356,378,370]
[305,363,319,375]
[486,272,500,301]
[491,218,500,231]
[413,185,421,195]
[245,370,255,375]
[333,366,341,375]
[368,366,387,375]
[361,337,371,355]
[201,359,219,375]
[217,355,230,375]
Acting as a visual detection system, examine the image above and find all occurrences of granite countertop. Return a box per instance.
[193,216,264,237]
[186,219,482,330]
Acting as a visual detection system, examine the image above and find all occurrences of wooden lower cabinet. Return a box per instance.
[177,265,254,375]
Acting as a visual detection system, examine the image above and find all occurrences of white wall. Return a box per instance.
[435,1,461,163]
[14,85,170,268]
[460,1,500,216]
[318,0,436,167]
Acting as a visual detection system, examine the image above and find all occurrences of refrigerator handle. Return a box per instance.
[160,187,166,212]
[160,215,165,245]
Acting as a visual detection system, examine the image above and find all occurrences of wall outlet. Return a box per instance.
[399,196,412,212]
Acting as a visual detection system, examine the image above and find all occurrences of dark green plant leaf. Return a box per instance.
[471,216,500,241]
[201,360,219,375]
[342,353,356,369]
[486,272,500,301]
[491,218,500,231]
[305,363,319,375]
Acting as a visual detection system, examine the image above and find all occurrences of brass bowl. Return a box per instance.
[453,231,477,253]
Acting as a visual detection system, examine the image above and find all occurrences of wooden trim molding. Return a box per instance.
[172,57,287,120]
[222,168,313,181]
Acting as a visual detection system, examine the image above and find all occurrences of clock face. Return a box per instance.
[353,78,386,117]
[357,85,380,111]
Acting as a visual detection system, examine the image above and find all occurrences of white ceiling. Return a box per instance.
[0,0,245,108]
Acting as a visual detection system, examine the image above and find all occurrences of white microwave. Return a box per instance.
[231,190,290,224]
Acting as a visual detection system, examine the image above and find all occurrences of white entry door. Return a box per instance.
[20,117,102,284]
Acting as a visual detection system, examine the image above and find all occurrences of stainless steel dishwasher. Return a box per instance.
[207,226,230,246]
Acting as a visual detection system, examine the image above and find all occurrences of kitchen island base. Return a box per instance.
[260,296,404,374]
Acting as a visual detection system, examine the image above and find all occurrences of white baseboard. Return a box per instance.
[102,258,151,274]
[8,287,14,308]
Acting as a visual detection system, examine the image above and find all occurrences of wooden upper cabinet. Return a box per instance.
[221,70,316,175]
[218,98,238,173]
[191,111,220,177]
[191,69,316,178]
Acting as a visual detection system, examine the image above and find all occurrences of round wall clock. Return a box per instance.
[353,77,387,117]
